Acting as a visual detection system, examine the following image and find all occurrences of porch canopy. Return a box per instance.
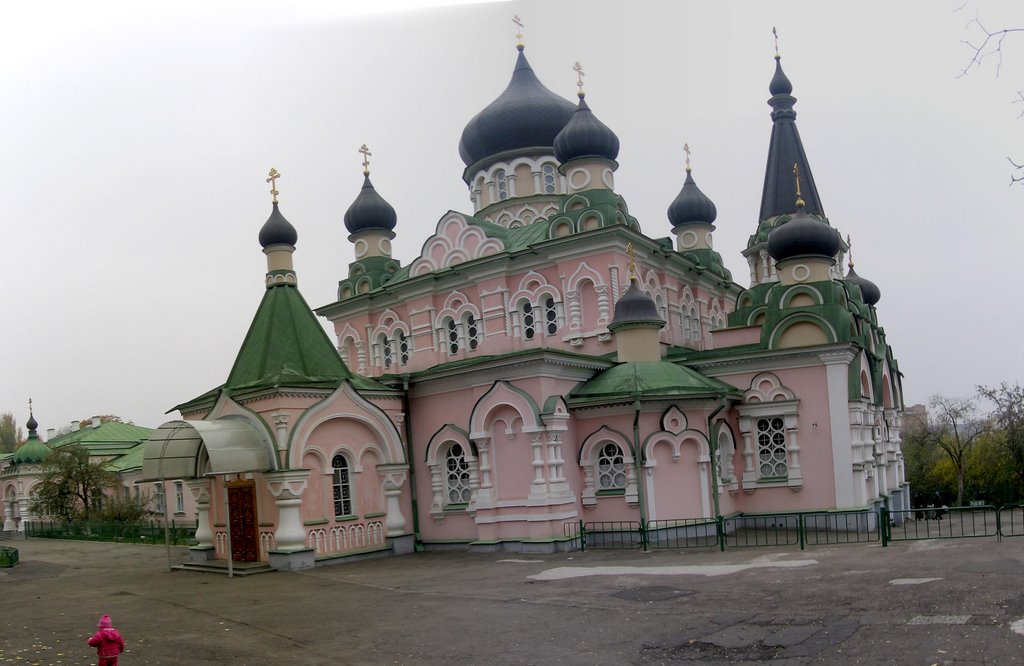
[141,419,274,481]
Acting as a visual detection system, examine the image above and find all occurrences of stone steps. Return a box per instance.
[173,560,275,576]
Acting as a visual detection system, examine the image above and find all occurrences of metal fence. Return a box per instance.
[0,545,17,568]
[997,505,1024,537]
[647,518,719,550]
[25,520,196,546]
[881,506,999,545]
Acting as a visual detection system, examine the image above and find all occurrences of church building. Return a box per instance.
[142,36,907,570]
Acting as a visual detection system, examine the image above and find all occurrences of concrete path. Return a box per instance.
[2,536,1024,664]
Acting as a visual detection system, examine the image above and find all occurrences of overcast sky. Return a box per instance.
[2,0,1021,433]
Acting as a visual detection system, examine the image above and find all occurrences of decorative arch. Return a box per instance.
[769,313,837,349]
[410,213,505,277]
[468,381,542,440]
[744,373,796,403]
[287,382,406,469]
[566,262,606,294]
[780,285,824,308]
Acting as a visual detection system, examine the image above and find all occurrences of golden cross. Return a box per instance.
[573,61,585,96]
[266,168,280,203]
[792,162,804,207]
[684,143,692,172]
[773,26,780,58]
[846,234,855,268]
[28,397,32,416]
[513,15,524,47]
[626,241,636,281]
[359,144,372,175]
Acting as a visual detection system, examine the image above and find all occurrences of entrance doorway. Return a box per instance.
[226,481,259,562]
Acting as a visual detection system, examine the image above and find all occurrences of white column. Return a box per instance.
[377,465,409,537]
[17,497,32,532]
[271,414,290,469]
[264,470,310,552]
[186,479,214,549]
[3,499,15,532]
[821,350,856,508]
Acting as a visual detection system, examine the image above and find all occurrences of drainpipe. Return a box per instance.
[706,396,730,522]
[632,394,649,552]
[401,374,423,551]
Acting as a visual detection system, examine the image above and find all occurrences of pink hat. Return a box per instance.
[98,615,112,629]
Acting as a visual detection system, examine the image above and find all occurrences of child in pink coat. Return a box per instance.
[87,614,125,666]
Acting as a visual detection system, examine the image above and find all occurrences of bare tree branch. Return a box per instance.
[959,14,1024,78]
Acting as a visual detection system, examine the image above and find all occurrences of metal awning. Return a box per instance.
[141,419,274,481]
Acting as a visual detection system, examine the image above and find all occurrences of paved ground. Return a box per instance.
[2,535,1024,665]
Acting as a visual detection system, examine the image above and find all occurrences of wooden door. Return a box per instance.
[227,482,259,562]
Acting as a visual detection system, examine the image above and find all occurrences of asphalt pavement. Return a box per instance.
[2,534,1023,664]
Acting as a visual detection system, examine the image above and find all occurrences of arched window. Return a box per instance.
[542,164,557,194]
[445,443,472,506]
[464,313,479,350]
[495,170,508,200]
[521,301,535,340]
[544,296,558,335]
[447,318,459,355]
[332,454,353,517]
[379,333,392,369]
[597,443,627,490]
[398,330,410,365]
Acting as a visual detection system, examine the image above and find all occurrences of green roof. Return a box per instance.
[105,444,146,473]
[46,421,152,449]
[225,284,355,392]
[570,361,740,403]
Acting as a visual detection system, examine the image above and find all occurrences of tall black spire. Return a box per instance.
[758,52,824,221]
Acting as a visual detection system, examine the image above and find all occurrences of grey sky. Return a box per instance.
[2,0,1021,432]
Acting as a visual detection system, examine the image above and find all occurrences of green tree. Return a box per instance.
[31,445,118,522]
[978,382,1024,495]
[963,432,1019,505]
[0,412,24,453]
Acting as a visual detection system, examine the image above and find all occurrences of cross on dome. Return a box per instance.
[266,168,281,203]
[513,15,524,49]
[359,144,372,175]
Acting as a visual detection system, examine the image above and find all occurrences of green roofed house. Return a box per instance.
[141,37,907,571]
[0,410,194,532]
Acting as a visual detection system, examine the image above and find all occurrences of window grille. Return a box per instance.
[544,296,558,335]
[332,454,353,517]
[756,417,788,478]
[496,170,508,200]
[447,318,459,354]
[445,443,472,505]
[522,301,535,340]
[380,334,392,368]
[465,314,479,350]
[542,164,556,193]
[398,331,409,365]
[597,443,627,490]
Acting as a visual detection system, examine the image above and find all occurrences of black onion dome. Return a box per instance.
[767,206,841,262]
[611,281,664,327]
[769,56,793,95]
[344,174,397,234]
[668,171,717,228]
[258,203,298,248]
[846,266,881,305]
[553,95,620,163]
[26,412,38,432]
[458,47,577,168]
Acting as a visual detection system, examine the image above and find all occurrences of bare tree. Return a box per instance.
[958,6,1024,184]
[926,395,984,505]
